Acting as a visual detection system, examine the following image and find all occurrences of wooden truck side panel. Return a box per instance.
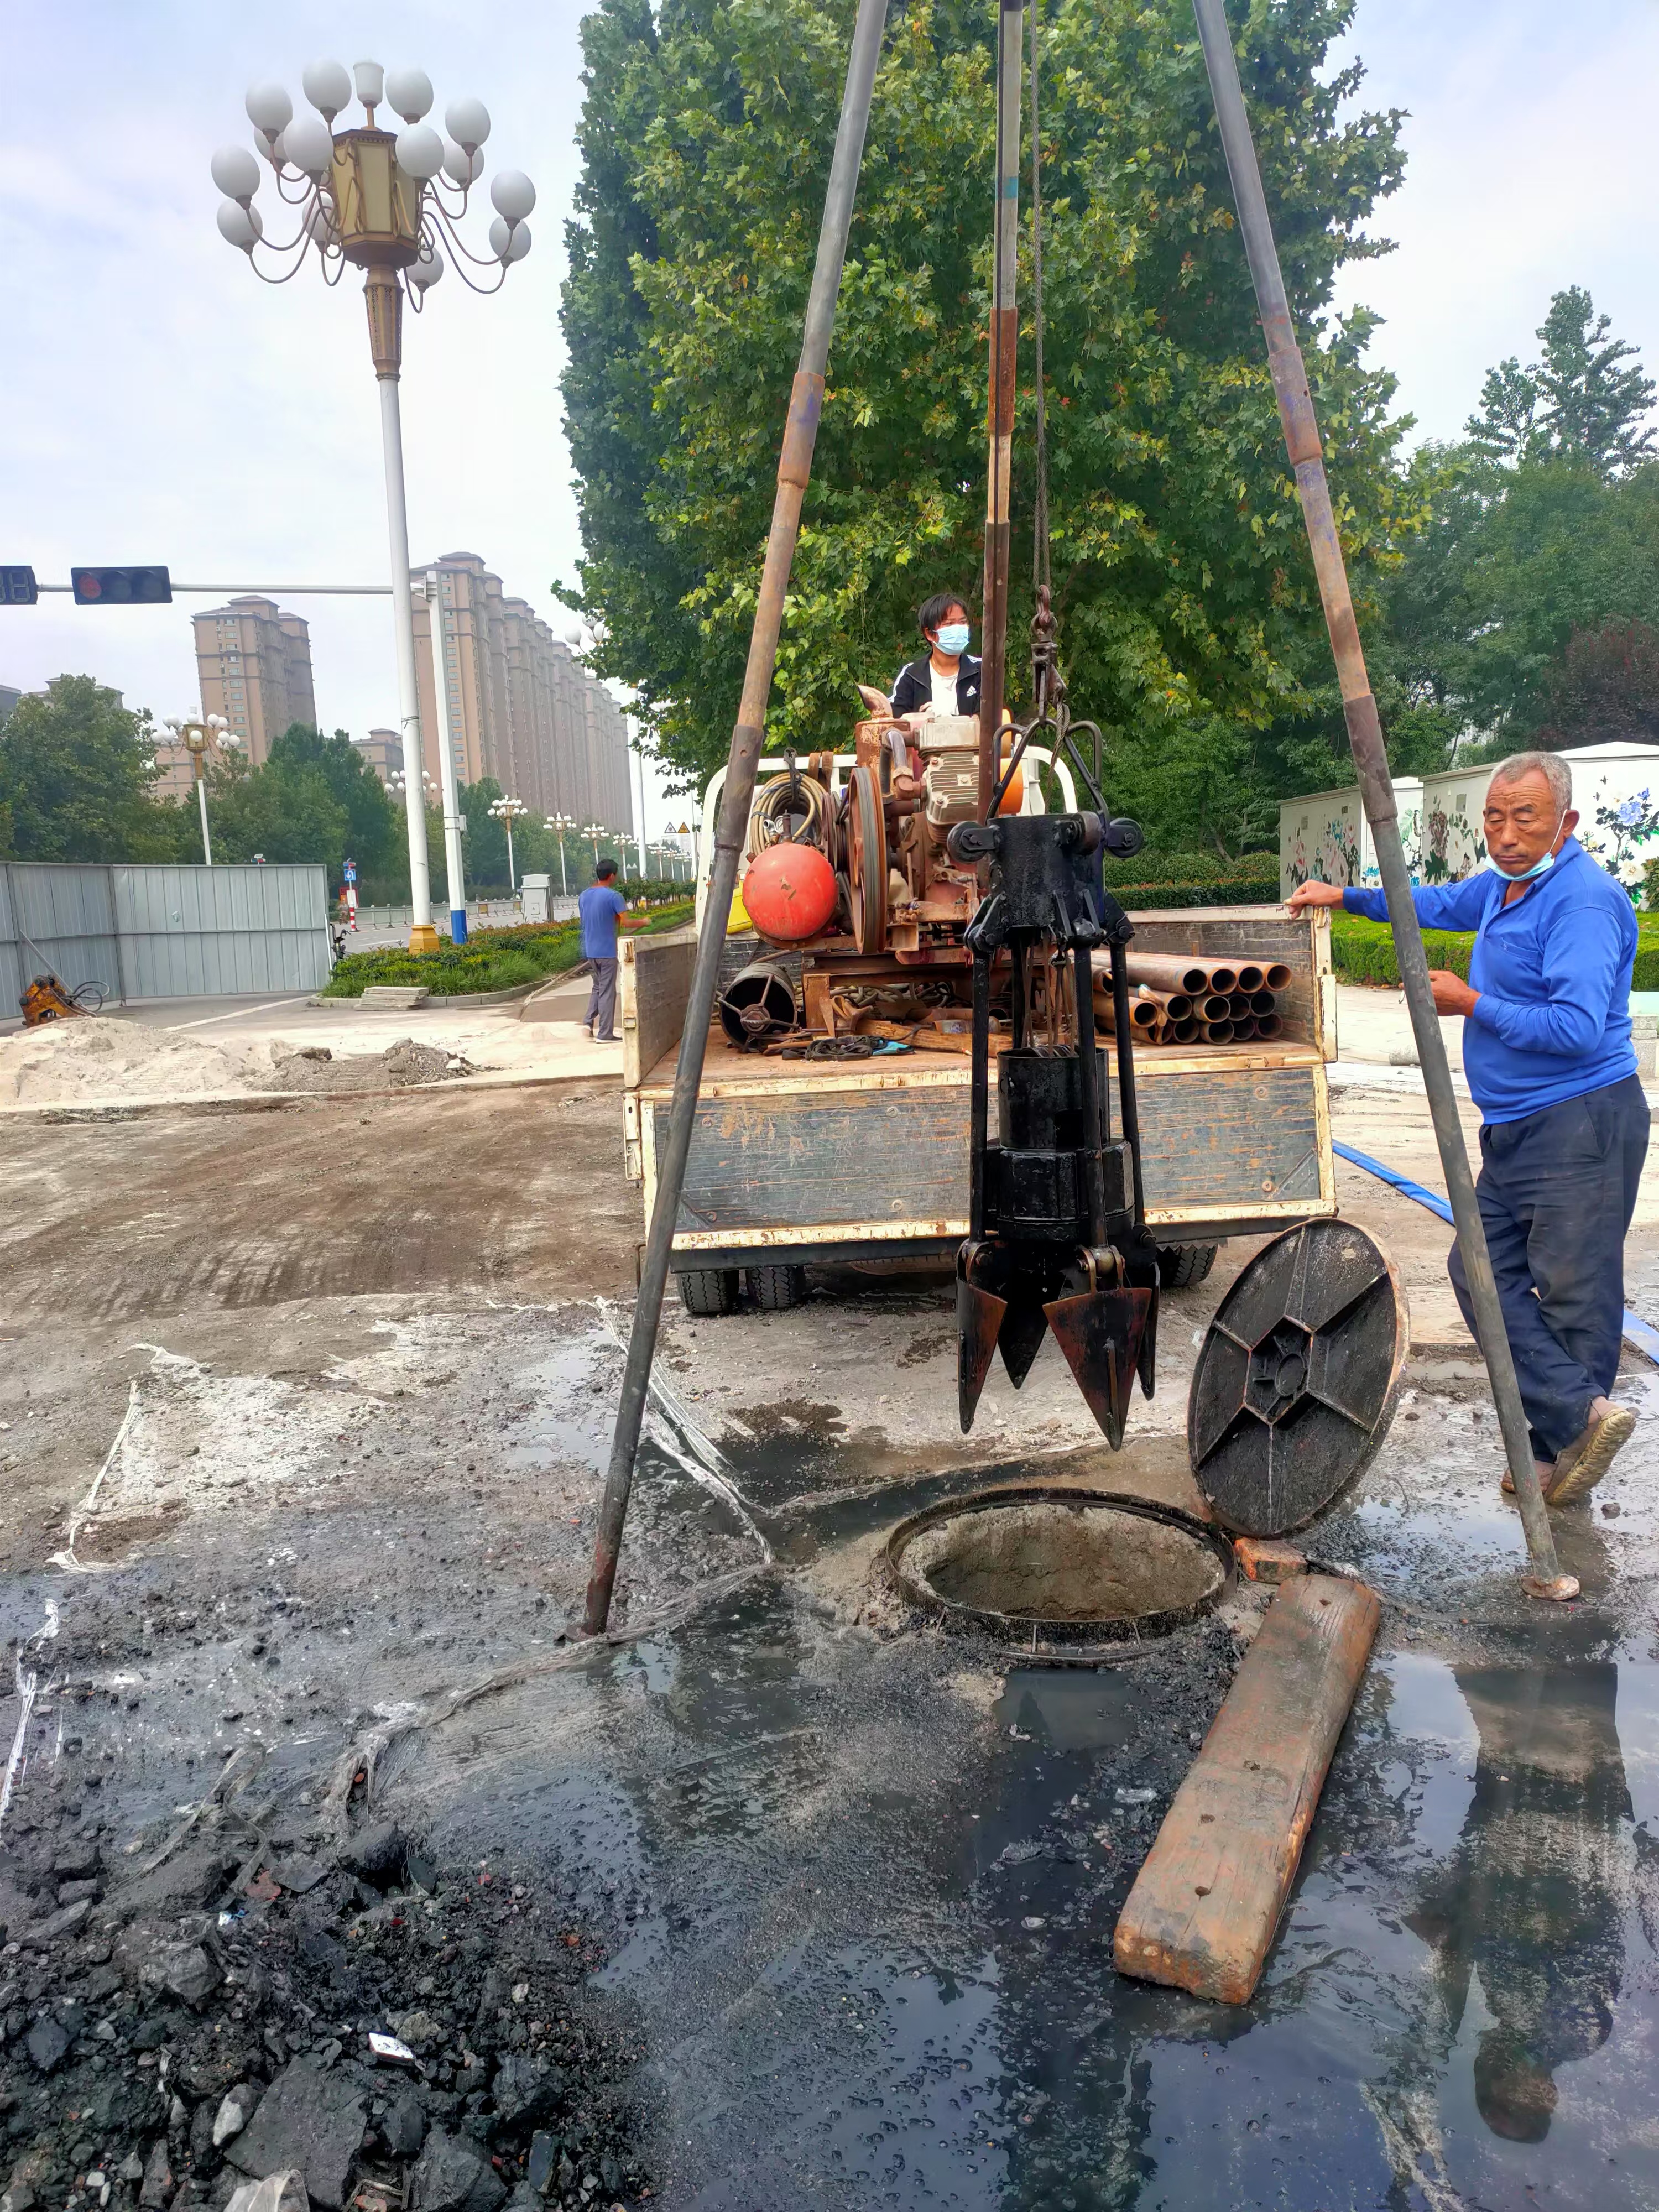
[621,906,1336,1255]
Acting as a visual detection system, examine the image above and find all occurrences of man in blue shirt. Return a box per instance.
[577,859,628,1042]
[1292,751,1647,1506]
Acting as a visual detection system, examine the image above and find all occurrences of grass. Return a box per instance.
[1331,910,1659,990]
[320,901,695,998]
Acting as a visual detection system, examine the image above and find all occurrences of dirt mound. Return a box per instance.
[0,1021,475,1108]
[253,1041,474,1095]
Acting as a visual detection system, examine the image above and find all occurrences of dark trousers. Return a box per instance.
[583,956,618,1041]
[1448,1074,1648,1462]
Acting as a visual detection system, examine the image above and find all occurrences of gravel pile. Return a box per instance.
[0,1820,650,2212]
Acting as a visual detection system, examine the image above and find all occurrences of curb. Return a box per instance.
[307,979,550,1011]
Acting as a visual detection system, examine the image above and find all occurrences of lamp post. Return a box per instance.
[545,811,575,896]
[488,794,529,891]
[425,568,468,943]
[213,59,535,955]
[165,713,240,865]
[583,822,607,875]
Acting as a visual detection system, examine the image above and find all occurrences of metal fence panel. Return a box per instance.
[0,863,122,1008]
[0,862,331,1008]
[111,865,331,998]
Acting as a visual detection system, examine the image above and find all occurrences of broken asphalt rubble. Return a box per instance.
[0,1814,649,2212]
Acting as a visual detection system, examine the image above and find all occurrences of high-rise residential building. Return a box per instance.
[352,729,403,785]
[194,595,317,763]
[410,552,632,830]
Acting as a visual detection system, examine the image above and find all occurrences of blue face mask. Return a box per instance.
[1489,814,1564,881]
[934,622,971,657]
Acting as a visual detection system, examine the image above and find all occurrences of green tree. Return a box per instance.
[1467,286,1656,478]
[265,724,403,878]
[0,675,193,861]
[562,0,1413,849]
[202,751,349,867]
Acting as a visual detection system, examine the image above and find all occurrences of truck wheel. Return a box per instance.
[676,1267,740,1317]
[1157,1242,1219,1290]
[749,1263,808,1311]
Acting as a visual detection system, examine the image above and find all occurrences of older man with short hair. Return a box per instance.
[1292,750,1647,1506]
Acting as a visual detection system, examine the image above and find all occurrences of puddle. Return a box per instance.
[373,1363,1659,2209]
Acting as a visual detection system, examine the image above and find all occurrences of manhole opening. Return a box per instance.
[884,1485,1232,1645]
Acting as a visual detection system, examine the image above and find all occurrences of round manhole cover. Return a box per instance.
[1188,1219,1407,1537]
[884,1486,1232,1644]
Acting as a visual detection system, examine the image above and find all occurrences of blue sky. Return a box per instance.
[1,0,1656,833]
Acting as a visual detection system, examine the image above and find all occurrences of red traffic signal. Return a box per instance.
[71,566,171,606]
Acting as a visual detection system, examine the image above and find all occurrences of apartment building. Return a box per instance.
[194,596,317,764]
[352,729,404,785]
[410,552,632,829]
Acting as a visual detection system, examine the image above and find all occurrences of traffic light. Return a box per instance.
[0,566,37,605]
[71,566,171,606]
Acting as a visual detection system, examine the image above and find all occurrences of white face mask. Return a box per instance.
[1488,813,1564,881]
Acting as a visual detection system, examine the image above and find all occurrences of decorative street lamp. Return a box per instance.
[583,821,607,869]
[488,794,529,891]
[165,713,241,865]
[545,811,575,896]
[213,58,535,955]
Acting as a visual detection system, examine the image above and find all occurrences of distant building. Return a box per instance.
[0,681,22,729]
[353,729,403,785]
[149,735,197,800]
[409,552,631,827]
[194,595,317,764]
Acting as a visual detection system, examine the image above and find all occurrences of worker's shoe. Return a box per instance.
[1547,1405,1636,1506]
[1500,1463,1556,1500]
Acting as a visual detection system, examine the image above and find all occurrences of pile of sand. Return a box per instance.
[0,1018,475,1107]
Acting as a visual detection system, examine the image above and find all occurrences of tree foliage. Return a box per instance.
[0,676,190,862]
[563,0,1412,849]
[1466,286,1657,478]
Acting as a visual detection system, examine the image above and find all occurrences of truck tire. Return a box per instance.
[749,1262,808,1311]
[676,1267,740,1317]
[1157,1241,1219,1290]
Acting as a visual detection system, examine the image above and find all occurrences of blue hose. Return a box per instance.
[1332,1138,1659,1368]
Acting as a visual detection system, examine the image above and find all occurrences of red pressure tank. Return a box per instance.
[742,840,838,941]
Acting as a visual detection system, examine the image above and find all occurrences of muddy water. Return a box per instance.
[368,1364,1659,2210]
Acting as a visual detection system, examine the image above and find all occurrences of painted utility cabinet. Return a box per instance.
[1279,781,1423,899]
[1420,742,1659,896]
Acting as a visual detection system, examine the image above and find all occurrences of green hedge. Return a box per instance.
[320,901,694,998]
[1332,912,1659,990]
[1102,849,1280,910]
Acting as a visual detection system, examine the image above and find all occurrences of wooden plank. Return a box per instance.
[1113,1573,1380,2005]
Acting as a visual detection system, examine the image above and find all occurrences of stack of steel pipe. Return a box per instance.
[1091,951,1292,1047]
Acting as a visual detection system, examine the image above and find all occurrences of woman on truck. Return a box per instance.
[890,592,982,728]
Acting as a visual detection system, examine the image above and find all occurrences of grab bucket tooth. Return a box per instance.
[957,1248,1006,1432]
[1043,1284,1155,1448]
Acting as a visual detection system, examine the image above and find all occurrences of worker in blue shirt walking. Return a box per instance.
[1292,750,1647,1507]
[578,859,628,1043]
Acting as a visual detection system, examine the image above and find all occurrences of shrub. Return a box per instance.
[320,901,693,998]
[1103,849,1280,909]
[1333,911,1659,989]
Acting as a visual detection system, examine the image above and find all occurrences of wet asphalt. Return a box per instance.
[6,1279,1659,2210]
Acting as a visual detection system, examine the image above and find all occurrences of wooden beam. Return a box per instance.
[1113,1572,1380,2004]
